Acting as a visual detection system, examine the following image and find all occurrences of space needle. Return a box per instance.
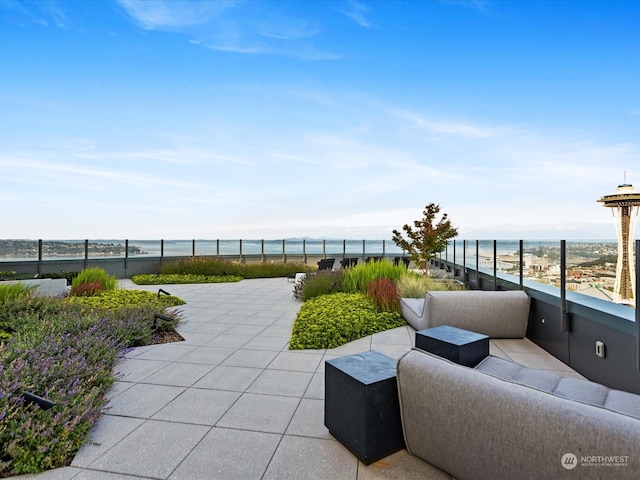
[597,180,640,306]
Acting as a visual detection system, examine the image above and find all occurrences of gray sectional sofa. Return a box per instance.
[399,290,530,338]
[396,348,640,479]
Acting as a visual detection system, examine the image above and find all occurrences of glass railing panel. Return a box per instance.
[476,240,495,272]
[129,240,161,257]
[303,239,325,255]
[42,239,85,260]
[0,239,40,261]
[239,240,262,256]
[565,240,617,302]
[86,239,128,258]
[463,240,478,270]
[324,240,344,257]
[343,240,361,257]
[495,240,520,275]
[364,239,384,257]
[161,240,194,257]
[519,240,561,288]
[191,240,212,256]
[282,239,303,255]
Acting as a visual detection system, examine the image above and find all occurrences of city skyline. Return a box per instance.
[1,1,639,240]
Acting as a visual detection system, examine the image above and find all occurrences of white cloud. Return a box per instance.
[338,1,373,28]
[117,0,341,60]
[0,156,198,190]
[391,109,495,139]
[116,0,236,30]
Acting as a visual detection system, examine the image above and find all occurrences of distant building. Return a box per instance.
[597,183,640,306]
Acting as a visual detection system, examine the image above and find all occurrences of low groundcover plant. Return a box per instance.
[131,273,243,285]
[0,290,183,477]
[289,292,405,350]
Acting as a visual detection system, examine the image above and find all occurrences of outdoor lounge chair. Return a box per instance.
[317,258,335,270]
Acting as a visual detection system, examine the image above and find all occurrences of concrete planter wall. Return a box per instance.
[4,278,69,297]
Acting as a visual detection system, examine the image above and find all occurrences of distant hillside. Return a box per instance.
[578,255,618,267]
[0,240,145,258]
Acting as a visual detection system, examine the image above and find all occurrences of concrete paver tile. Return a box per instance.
[193,365,262,392]
[168,427,280,480]
[88,420,209,479]
[107,383,185,418]
[216,393,299,434]
[262,436,358,480]
[152,388,240,425]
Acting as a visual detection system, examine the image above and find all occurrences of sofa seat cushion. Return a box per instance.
[476,355,640,420]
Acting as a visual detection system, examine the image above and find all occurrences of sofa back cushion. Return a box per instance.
[425,290,530,338]
[476,355,640,420]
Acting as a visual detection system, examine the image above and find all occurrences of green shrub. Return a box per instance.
[65,289,185,310]
[0,272,33,281]
[341,261,406,293]
[131,273,243,285]
[71,268,117,296]
[367,278,400,312]
[289,293,406,350]
[293,270,343,301]
[39,271,78,285]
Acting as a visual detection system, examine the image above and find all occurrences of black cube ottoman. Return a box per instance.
[324,350,405,465]
[415,325,489,367]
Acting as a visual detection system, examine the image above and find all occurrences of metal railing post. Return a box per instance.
[303,239,307,264]
[453,240,456,275]
[561,240,570,332]
[38,239,42,276]
[322,239,326,259]
[462,239,466,283]
[475,240,479,288]
[216,239,219,259]
[160,239,164,264]
[192,239,196,257]
[445,242,449,272]
[282,239,286,263]
[493,240,497,290]
[519,239,524,289]
[239,239,243,263]
[261,240,265,263]
[84,239,88,269]
[125,239,129,276]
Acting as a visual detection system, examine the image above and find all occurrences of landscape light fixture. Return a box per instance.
[23,391,56,410]
[153,313,173,329]
[157,288,171,299]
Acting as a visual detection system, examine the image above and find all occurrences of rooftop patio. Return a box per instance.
[17,277,582,480]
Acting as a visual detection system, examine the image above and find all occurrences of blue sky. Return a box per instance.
[1,0,639,241]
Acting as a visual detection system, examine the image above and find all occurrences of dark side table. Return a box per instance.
[324,350,405,465]
[415,325,489,367]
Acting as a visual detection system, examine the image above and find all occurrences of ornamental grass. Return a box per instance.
[159,256,314,279]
